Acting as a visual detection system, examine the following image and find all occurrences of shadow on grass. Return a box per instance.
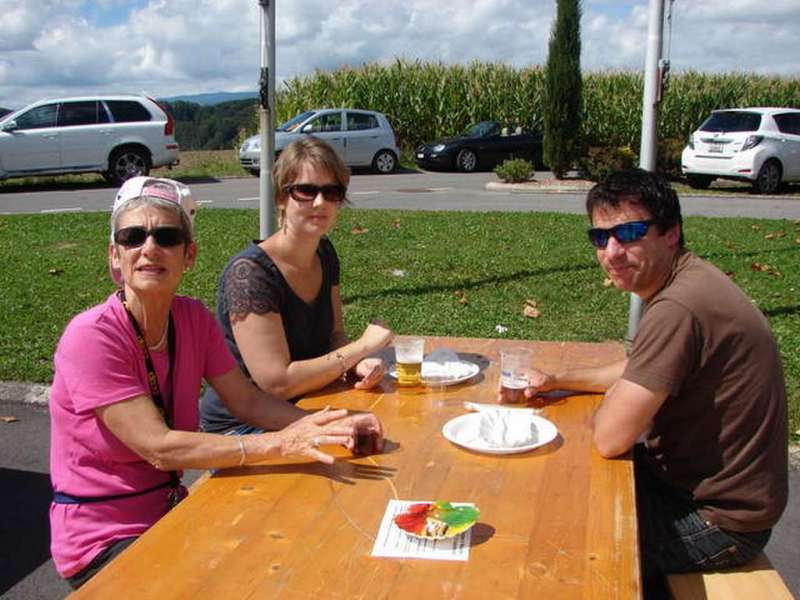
[762,305,800,318]
[0,468,53,594]
[344,261,596,304]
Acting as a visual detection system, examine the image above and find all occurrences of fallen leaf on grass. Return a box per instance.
[603,277,614,288]
[392,219,401,229]
[751,224,762,231]
[495,324,508,334]
[750,262,781,278]
[724,271,737,279]
[48,268,64,276]
[1,416,19,423]
[351,225,369,235]
[522,299,541,318]
[764,232,786,240]
[454,290,468,305]
[725,241,740,251]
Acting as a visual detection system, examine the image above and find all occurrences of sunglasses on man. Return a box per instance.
[587,220,656,249]
[284,183,347,203]
[114,226,188,248]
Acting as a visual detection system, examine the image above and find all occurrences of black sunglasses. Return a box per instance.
[587,220,656,249]
[114,226,187,248]
[284,183,346,203]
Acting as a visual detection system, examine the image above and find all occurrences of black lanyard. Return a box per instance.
[119,291,182,505]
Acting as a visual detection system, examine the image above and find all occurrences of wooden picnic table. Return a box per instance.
[70,336,638,599]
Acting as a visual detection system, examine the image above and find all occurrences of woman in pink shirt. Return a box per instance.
[48,176,384,589]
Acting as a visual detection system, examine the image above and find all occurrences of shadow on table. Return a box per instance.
[0,468,53,595]
[216,459,398,486]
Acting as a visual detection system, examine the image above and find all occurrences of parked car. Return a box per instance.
[239,108,399,175]
[681,107,800,194]
[0,95,179,185]
[415,121,543,172]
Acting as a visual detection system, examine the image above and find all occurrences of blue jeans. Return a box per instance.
[634,445,770,599]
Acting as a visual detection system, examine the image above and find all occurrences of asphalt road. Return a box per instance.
[2,170,800,219]
[0,401,797,599]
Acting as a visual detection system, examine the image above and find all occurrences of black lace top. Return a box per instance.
[200,238,340,433]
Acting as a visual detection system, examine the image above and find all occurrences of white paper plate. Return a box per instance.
[389,360,480,387]
[442,413,558,455]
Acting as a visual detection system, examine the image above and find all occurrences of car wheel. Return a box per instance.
[372,150,397,174]
[686,175,713,190]
[456,149,478,172]
[753,160,782,195]
[108,148,150,185]
[246,168,260,177]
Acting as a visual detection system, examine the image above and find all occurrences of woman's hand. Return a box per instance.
[271,407,355,464]
[358,321,393,354]
[352,357,385,390]
[343,412,385,456]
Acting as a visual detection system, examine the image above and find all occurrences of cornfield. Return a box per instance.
[268,60,800,152]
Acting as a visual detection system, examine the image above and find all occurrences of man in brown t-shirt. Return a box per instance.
[521,168,788,596]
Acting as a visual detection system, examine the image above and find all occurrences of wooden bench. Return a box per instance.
[667,553,794,599]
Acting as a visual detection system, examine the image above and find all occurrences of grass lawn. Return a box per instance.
[0,208,798,438]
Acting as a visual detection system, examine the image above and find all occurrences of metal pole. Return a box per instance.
[627,0,665,345]
[258,0,276,238]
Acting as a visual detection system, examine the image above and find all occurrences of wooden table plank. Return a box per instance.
[70,337,638,599]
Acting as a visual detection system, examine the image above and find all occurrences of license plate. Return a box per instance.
[708,142,724,153]
[417,153,424,159]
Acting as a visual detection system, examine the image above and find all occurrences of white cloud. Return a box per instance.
[0,0,797,110]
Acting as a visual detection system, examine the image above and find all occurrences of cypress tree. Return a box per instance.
[543,0,583,178]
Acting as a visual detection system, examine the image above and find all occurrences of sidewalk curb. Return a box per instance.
[486,181,594,194]
[0,381,49,406]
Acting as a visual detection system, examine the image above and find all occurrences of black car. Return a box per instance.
[416,121,543,172]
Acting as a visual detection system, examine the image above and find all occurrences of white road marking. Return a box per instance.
[197,199,213,204]
[237,196,259,202]
[428,187,453,192]
[41,207,82,213]
[351,191,380,196]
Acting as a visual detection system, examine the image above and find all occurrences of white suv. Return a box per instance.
[0,95,179,185]
[681,107,800,194]
[239,108,399,175]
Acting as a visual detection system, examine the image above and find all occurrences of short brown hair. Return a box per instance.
[273,137,350,200]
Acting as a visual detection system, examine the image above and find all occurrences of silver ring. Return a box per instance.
[312,436,320,448]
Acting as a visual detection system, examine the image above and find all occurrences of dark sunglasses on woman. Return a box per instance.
[587,220,656,249]
[114,226,187,248]
[284,183,347,203]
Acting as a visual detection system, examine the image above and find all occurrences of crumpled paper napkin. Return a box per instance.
[421,348,475,380]
[477,408,538,448]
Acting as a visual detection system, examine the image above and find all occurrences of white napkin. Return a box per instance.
[477,409,538,448]
[421,349,473,379]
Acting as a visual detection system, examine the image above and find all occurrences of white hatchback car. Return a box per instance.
[239,108,399,175]
[0,95,179,185]
[681,107,800,194]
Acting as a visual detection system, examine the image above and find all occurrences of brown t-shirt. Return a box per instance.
[623,251,787,532]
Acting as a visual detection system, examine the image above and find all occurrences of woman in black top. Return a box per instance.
[202,138,393,435]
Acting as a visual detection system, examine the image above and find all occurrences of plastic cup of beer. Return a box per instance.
[395,337,425,386]
[500,347,532,403]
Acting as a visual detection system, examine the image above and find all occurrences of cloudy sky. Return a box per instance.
[1,0,798,109]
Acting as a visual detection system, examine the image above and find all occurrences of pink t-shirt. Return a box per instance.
[49,293,237,577]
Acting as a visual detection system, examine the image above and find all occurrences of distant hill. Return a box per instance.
[160,91,257,106]
[161,98,258,150]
